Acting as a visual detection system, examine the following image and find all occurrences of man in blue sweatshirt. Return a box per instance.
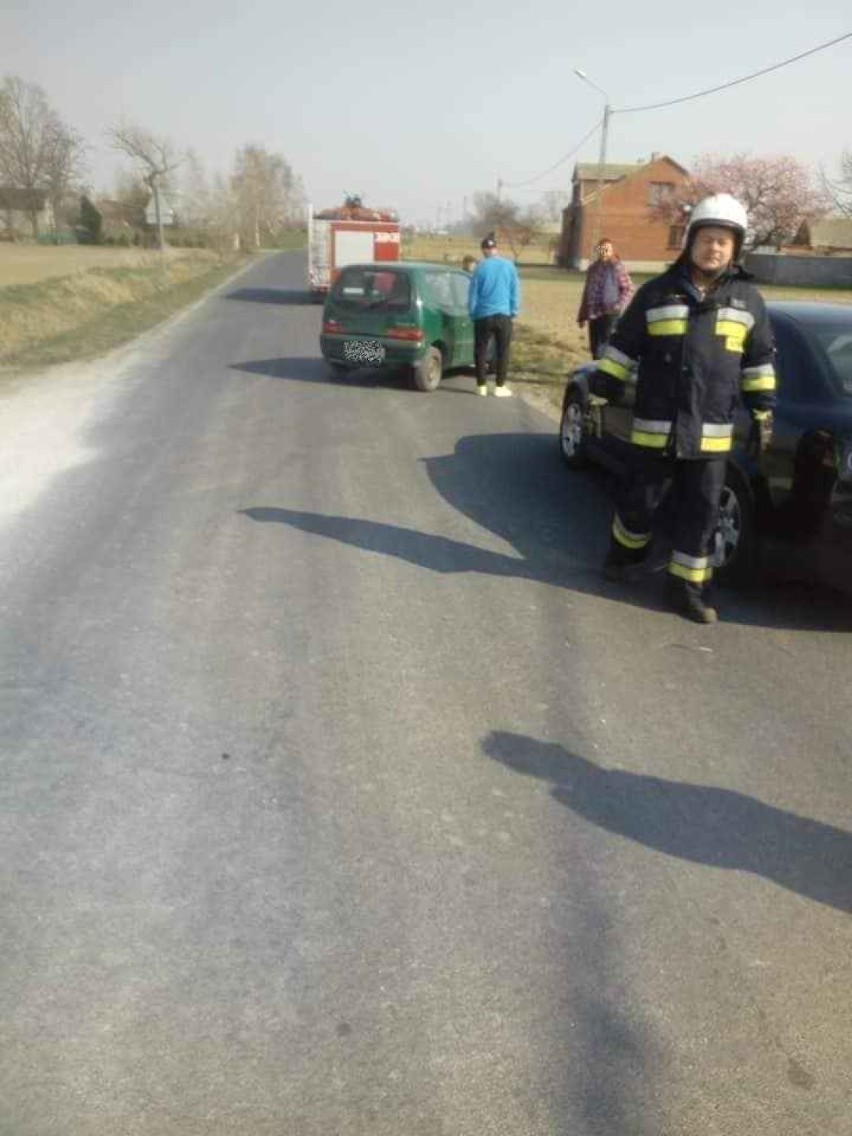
[468,233,521,397]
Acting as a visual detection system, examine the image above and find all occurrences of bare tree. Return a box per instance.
[230,144,304,248]
[469,192,544,259]
[43,118,86,230]
[176,149,212,229]
[0,74,86,236]
[108,122,182,249]
[822,150,852,217]
[539,189,572,224]
[113,169,151,209]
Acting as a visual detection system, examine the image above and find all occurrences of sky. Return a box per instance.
[2,0,850,227]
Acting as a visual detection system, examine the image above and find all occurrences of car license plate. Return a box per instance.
[342,338,385,366]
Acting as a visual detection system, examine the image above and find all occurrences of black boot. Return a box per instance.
[664,577,718,624]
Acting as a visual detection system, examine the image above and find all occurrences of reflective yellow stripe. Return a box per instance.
[631,430,669,448]
[613,514,651,550]
[648,320,687,337]
[669,561,713,583]
[716,321,747,353]
[741,373,776,392]
[700,435,733,453]
[598,356,629,381]
[647,304,689,322]
[717,307,755,331]
[670,550,713,582]
[602,344,637,371]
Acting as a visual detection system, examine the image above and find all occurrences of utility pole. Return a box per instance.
[574,67,611,262]
[592,101,610,254]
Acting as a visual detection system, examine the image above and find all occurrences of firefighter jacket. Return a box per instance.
[590,262,776,459]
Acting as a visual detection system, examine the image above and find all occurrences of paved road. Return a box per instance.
[2,251,850,1135]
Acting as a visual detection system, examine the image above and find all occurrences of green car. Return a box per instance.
[320,261,476,392]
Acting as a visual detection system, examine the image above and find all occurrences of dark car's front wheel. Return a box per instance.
[412,346,443,392]
[713,465,757,585]
[559,389,590,469]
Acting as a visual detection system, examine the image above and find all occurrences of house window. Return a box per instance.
[668,225,685,249]
[649,181,676,206]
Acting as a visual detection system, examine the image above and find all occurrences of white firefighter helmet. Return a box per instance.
[685,193,748,256]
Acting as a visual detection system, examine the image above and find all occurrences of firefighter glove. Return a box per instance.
[749,411,773,456]
[586,396,606,438]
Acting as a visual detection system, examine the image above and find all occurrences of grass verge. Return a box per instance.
[0,251,257,373]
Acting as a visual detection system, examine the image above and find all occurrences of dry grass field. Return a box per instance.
[405,233,556,268]
[0,247,252,370]
[0,244,207,287]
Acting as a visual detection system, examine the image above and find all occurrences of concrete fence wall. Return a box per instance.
[745,253,852,288]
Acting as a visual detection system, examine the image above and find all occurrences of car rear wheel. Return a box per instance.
[412,346,443,392]
[713,465,757,585]
[559,389,590,469]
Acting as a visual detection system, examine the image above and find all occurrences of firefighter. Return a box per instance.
[590,193,777,623]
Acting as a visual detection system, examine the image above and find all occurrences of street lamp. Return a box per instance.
[574,67,611,259]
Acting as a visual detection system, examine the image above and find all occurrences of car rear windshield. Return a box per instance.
[810,323,852,396]
[331,268,411,312]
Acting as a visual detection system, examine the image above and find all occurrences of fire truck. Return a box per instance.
[307,196,401,298]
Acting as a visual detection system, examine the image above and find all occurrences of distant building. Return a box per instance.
[790,216,852,255]
[144,192,177,227]
[0,187,54,239]
[95,198,148,242]
[559,154,691,271]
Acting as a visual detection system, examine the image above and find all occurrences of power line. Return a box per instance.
[501,117,603,189]
[498,30,850,195]
[617,30,852,115]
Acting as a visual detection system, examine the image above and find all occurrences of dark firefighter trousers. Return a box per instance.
[608,452,727,596]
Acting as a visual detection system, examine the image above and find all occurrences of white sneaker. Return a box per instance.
[493,386,513,398]
[476,384,488,396]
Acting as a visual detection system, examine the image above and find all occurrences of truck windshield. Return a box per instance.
[332,268,411,312]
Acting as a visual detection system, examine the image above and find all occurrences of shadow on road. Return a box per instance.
[231,356,347,385]
[240,429,852,631]
[230,354,478,392]
[239,431,608,592]
[224,287,316,306]
[484,731,852,914]
[425,433,852,631]
[231,355,410,389]
[240,505,587,582]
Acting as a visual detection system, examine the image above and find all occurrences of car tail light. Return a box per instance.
[386,327,424,342]
[322,320,344,334]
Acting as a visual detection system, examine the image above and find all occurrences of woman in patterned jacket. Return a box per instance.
[577,239,635,358]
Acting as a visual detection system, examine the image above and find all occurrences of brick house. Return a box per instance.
[559,154,691,270]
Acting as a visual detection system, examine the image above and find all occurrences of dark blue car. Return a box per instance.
[559,301,852,589]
